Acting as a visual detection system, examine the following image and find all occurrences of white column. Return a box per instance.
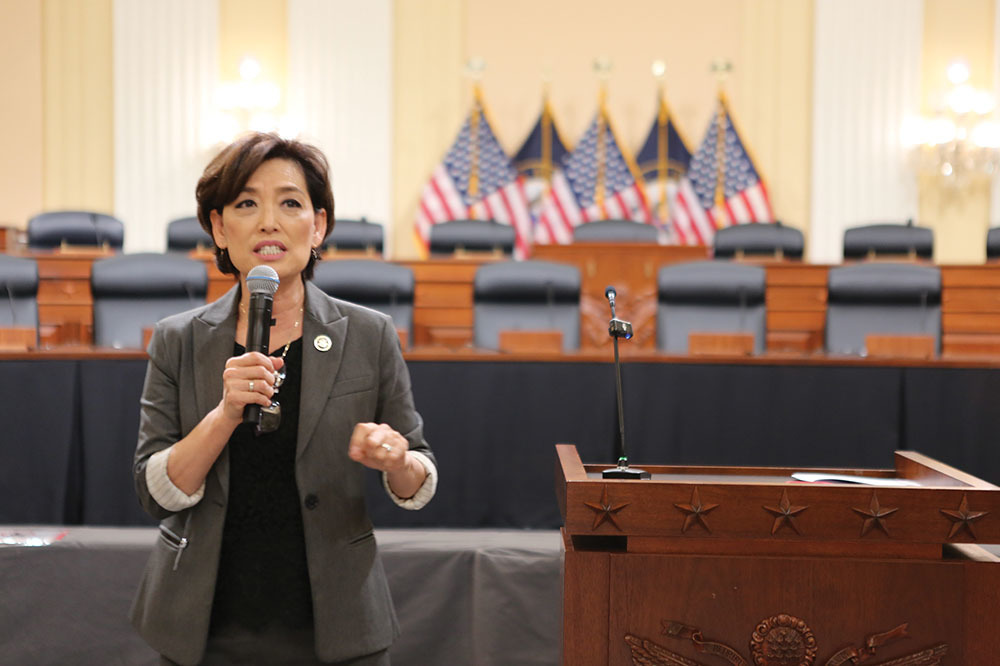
[287,0,393,252]
[113,0,218,253]
[810,0,923,263]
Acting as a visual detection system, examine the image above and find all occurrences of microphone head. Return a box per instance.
[605,286,616,301]
[246,265,280,296]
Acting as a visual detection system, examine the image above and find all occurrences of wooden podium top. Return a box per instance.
[556,445,1000,559]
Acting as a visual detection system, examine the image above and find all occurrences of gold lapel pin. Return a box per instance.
[313,334,332,352]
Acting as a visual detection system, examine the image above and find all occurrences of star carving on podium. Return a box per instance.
[674,487,719,533]
[940,493,988,539]
[852,491,899,537]
[584,487,629,531]
[764,489,808,535]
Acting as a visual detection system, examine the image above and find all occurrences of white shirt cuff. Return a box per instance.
[146,446,205,511]
[382,450,437,510]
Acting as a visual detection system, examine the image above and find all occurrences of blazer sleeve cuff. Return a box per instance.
[146,446,205,511]
[383,450,437,511]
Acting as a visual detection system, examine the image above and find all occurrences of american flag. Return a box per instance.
[415,96,533,259]
[513,99,569,231]
[672,96,774,245]
[536,108,652,245]
[636,93,693,238]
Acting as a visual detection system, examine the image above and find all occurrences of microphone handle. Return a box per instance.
[242,292,274,425]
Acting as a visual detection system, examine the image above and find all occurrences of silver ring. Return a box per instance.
[380,442,393,453]
[248,380,254,392]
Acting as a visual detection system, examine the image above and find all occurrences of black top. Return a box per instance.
[210,337,313,633]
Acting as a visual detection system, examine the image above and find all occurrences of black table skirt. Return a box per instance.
[2,357,998,527]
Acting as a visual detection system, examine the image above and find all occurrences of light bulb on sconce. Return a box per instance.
[207,54,298,147]
[902,59,1000,185]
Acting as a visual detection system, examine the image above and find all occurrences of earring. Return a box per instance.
[311,247,321,261]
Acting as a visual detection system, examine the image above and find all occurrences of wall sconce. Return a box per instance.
[205,56,300,146]
[901,60,1000,185]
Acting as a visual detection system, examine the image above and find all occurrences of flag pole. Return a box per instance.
[653,60,669,224]
[465,58,486,206]
[593,57,613,213]
[710,59,732,225]
[541,79,553,191]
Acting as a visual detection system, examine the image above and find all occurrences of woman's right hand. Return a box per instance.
[218,352,286,424]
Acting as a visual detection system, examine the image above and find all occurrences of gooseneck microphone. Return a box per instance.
[602,285,650,480]
[242,265,280,428]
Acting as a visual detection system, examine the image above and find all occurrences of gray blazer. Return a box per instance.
[130,281,434,665]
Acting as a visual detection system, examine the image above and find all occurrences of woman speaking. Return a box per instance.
[131,132,436,665]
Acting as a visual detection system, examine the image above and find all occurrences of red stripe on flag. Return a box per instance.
[431,178,456,220]
[739,191,755,222]
[676,190,705,245]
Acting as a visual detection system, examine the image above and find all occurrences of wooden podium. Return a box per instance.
[556,445,1000,665]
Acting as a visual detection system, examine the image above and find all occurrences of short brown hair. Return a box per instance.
[196,132,335,279]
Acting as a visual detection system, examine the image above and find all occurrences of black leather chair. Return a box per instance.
[825,262,941,356]
[656,261,767,354]
[311,260,414,342]
[473,260,581,352]
[713,222,803,259]
[987,227,1000,260]
[166,216,214,252]
[842,222,933,260]
[322,218,385,255]
[0,255,39,331]
[429,220,515,256]
[91,253,207,349]
[27,211,125,250]
[572,219,658,243]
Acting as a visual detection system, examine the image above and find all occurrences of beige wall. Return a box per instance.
[919,0,996,263]
[42,0,114,214]
[218,0,287,92]
[392,0,813,258]
[0,0,44,229]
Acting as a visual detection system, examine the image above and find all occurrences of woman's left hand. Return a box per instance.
[348,422,409,473]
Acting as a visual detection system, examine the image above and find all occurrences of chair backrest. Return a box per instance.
[572,219,659,243]
[842,222,933,260]
[322,218,385,255]
[825,262,941,355]
[91,253,208,348]
[473,260,581,352]
[311,260,414,339]
[987,227,1000,260]
[429,219,515,256]
[166,216,214,252]
[0,255,39,330]
[713,222,804,259]
[27,210,125,250]
[656,260,767,354]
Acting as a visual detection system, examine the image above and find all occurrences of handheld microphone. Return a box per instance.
[242,265,280,427]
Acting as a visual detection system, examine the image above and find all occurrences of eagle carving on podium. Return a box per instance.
[624,617,949,666]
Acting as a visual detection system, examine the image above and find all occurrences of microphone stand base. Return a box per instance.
[602,466,651,480]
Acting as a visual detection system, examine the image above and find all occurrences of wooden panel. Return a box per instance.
[562,539,610,666]
[943,312,1000,334]
[942,333,1000,357]
[767,310,826,331]
[402,259,486,282]
[688,332,754,356]
[865,334,935,359]
[0,328,37,350]
[942,287,1000,313]
[942,265,1000,287]
[413,283,473,308]
[766,330,823,353]
[766,285,827,310]
[498,330,562,354]
[36,279,92,303]
[413,307,473,327]
[764,263,828,286]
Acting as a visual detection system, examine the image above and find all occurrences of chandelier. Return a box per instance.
[901,60,1000,185]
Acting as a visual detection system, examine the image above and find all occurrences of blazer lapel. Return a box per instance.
[194,285,239,498]
[297,282,347,460]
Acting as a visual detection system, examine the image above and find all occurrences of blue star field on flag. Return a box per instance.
[562,119,637,209]
[688,110,762,211]
[442,110,519,206]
